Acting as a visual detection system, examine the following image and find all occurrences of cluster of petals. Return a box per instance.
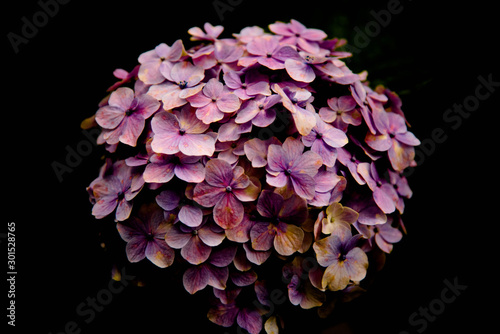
[86,20,420,334]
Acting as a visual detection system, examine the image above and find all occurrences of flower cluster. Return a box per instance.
[85,20,419,333]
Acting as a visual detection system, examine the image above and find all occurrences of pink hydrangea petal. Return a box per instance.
[159,85,186,110]
[204,159,234,187]
[138,60,164,85]
[225,215,254,243]
[266,172,287,188]
[92,196,118,219]
[388,140,415,172]
[291,105,317,136]
[322,127,348,148]
[301,28,327,41]
[285,59,315,83]
[268,22,294,36]
[118,116,145,147]
[95,106,125,129]
[218,120,252,142]
[174,161,205,183]
[196,102,225,124]
[373,184,398,214]
[116,222,141,242]
[193,182,226,207]
[115,199,133,221]
[213,193,244,229]
[395,132,421,146]
[179,133,216,156]
[187,91,211,108]
[217,90,241,112]
[266,144,288,172]
[143,161,175,183]
[365,133,392,152]
[177,106,209,134]
[231,270,258,287]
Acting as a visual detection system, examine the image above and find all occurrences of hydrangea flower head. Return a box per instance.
[85,19,420,333]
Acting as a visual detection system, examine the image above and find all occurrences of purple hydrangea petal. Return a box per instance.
[178,205,203,227]
[209,246,238,267]
[311,139,337,167]
[183,265,210,294]
[250,222,276,251]
[207,301,239,327]
[197,224,226,247]
[145,239,175,268]
[125,238,148,262]
[291,149,323,176]
[344,247,369,281]
[165,226,192,249]
[155,190,181,211]
[181,236,212,265]
[243,243,271,265]
[257,190,284,218]
[373,184,398,214]
[313,236,342,267]
[237,308,263,334]
[204,159,234,187]
[290,174,317,200]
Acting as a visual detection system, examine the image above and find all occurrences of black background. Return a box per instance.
[4,0,498,333]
